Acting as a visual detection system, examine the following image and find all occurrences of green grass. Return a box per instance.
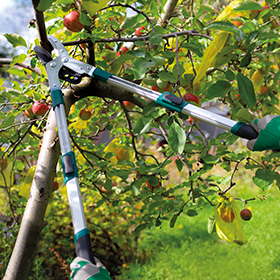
[116,186,280,280]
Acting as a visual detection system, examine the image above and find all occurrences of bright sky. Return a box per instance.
[0,0,37,53]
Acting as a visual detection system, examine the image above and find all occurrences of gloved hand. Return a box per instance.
[70,257,111,280]
[247,115,280,151]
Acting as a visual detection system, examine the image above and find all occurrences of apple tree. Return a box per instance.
[1,0,280,279]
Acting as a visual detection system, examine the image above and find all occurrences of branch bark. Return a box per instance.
[158,0,179,28]
[4,109,60,280]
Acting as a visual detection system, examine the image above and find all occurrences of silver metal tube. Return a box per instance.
[54,104,72,155]
[66,177,87,234]
[108,76,159,101]
[181,104,237,131]
[108,76,237,131]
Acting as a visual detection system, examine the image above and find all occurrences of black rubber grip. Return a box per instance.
[63,154,75,175]
[75,234,95,264]
[235,124,258,140]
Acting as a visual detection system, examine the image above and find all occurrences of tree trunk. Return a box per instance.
[158,0,179,28]
[4,109,61,280]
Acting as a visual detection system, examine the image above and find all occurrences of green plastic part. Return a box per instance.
[155,92,188,112]
[51,89,64,109]
[74,228,90,244]
[253,117,280,151]
[231,122,244,135]
[92,69,113,83]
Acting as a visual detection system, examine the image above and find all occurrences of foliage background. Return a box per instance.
[1,0,280,279]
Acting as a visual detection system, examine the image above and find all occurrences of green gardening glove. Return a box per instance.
[70,257,111,280]
[247,115,280,151]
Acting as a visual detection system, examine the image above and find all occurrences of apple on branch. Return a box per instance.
[123,101,135,110]
[32,100,50,117]
[25,106,35,119]
[116,46,129,57]
[63,10,84,32]
[79,108,92,121]
[135,26,146,37]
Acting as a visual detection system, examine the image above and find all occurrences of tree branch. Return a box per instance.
[0,58,41,75]
[158,0,179,28]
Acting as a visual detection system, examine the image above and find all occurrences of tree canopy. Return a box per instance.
[1,0,280,279]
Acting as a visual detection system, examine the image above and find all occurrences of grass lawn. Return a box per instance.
[116,183,280,280]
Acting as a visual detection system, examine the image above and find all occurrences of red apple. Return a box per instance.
[63,11,84,32]
[135,26,146,37]
[146,178,161,191]
[173,156,179,165]
[157,139,168,148]
[188,116,199,125]
[25,106,35,119]
[152,83,171,93]
[52,181,59,192]
[0,158,8,171]
[183,93,200,105]
[79,108,91,121]
[260,86,270,96]
[32,100,50,117]
[117,46,129,57]
[240,208,252,221]
[232,15,244,27]
[123,101,135,110]
[220,205,235,223]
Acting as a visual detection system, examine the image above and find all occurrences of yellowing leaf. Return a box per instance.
[0,161,14,187]
[216,0,243,21]
[81,0,110,16]
[194,31,229,84]
[18,166,36,198]
[104,137,134,167]
[69,117,88,130]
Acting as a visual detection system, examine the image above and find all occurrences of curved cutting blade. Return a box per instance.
[34,45,53,65]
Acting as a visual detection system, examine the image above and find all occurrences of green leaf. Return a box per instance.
[169,214,178,228]
[81,0,109,16]
[168,121,186,154]
[134,223,149,234]
[174,157,183,172]
[11,54,27,67]
[203,154,219,164]
[133,58,155,80]
[181,42,204,57]
[240,52,252,67]
[253,168,275,190]
[207,80,231,99]
[134,115,152,135]
[233,1,263,11]
[186,209,198,216]
[208,216,216,235]
[158,71,177,83]
[225,69,235,81]
[204,21,240,35]
[131,181,141,195]
[8,68,27,79]
[235,108,255,123]
[237,72,256,110]
[4,33,27,48]
[79,11,92,26]
[36,0,56,11]
[121,15,140,30]
[149,33,163,45]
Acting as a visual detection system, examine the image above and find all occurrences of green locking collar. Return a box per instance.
[155,92,188,112]
[92,69,113,83]
[51,89,65,109]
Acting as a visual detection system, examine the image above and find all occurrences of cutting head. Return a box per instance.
[34,36,83,84]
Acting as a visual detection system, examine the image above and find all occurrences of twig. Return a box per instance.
[63,30,213,46]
